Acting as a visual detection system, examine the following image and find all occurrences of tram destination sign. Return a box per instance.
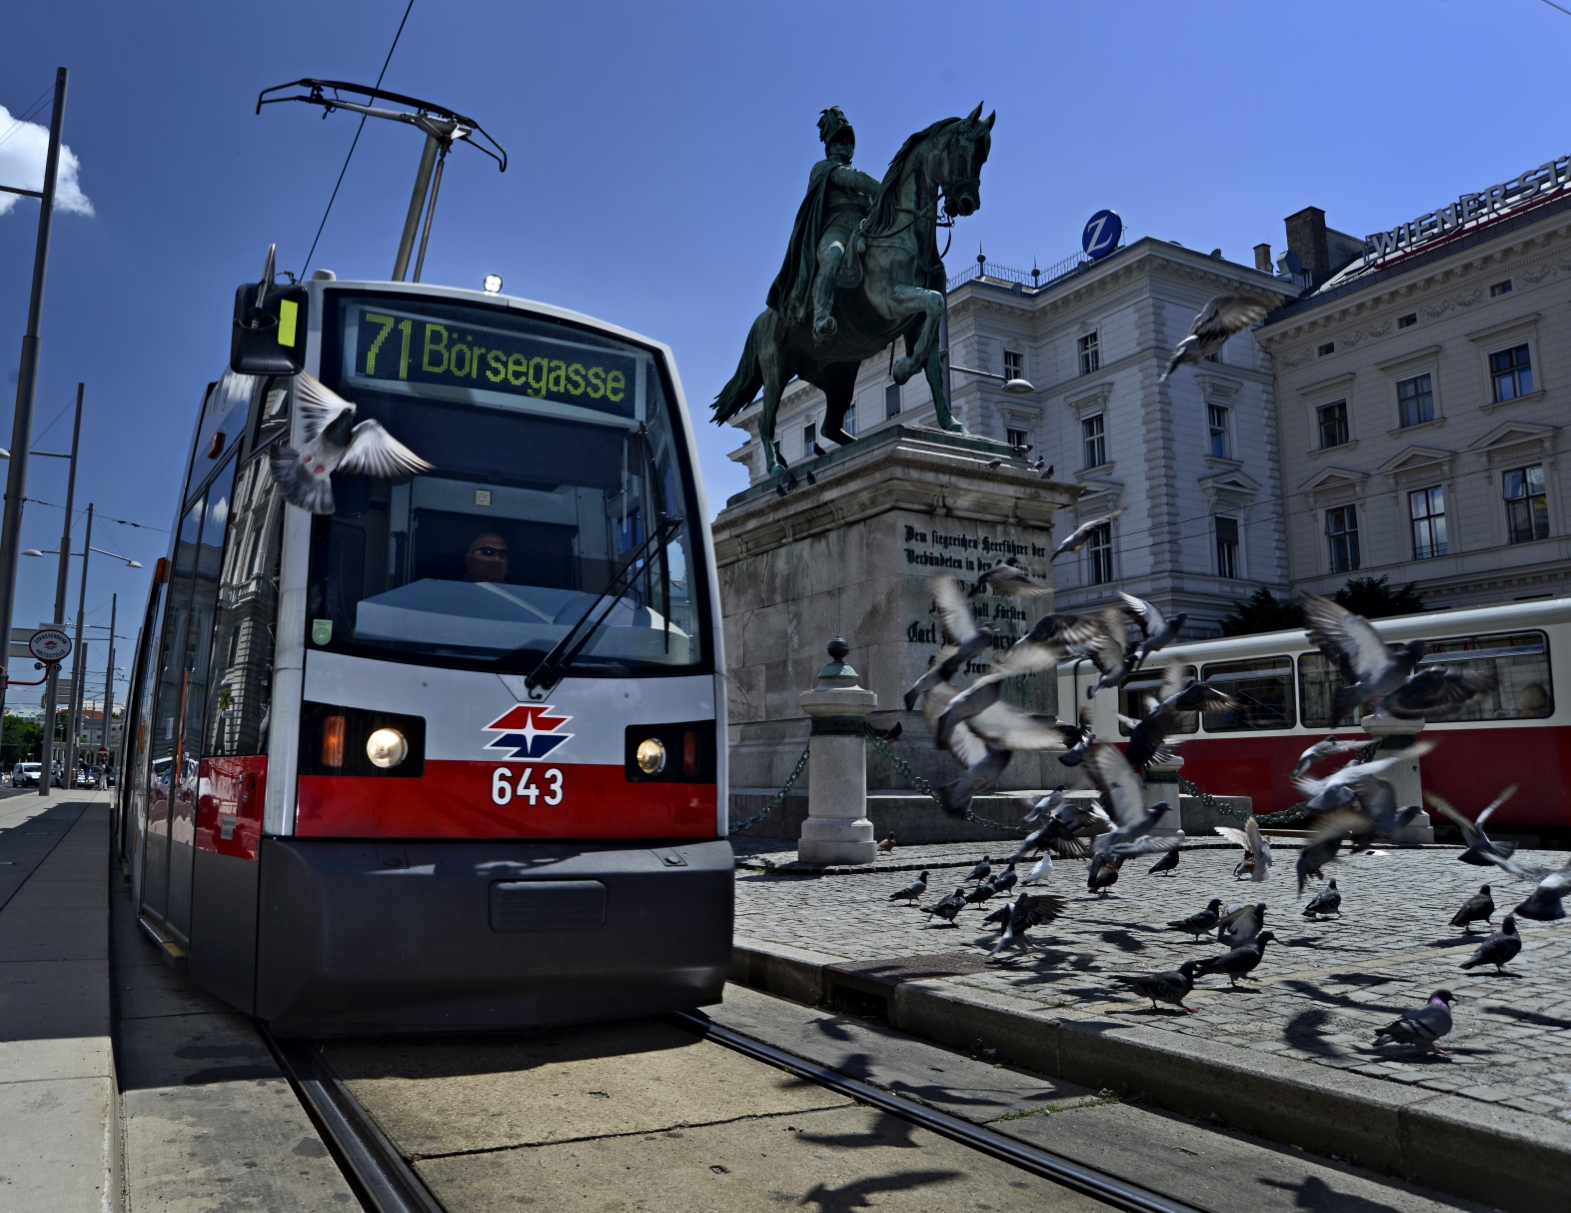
[1364,150,1571,267]
[347,302,638,418]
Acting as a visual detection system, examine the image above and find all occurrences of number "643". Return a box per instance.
[491,766,564,807]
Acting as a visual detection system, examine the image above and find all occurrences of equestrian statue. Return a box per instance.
[712,104,995,476]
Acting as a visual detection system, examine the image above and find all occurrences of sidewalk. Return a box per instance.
[0,790,116,1213]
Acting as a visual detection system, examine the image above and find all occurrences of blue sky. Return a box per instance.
[3,0,1569,705]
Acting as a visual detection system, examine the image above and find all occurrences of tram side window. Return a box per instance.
[1298,652,1363,729]
[1421,630,1552,721]
[1118,666,1199,736]
[205,455,284,756]
[149,499,205,790]
[1199,656,1296,731]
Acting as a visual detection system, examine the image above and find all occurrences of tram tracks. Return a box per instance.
[263,1011,1198,1213]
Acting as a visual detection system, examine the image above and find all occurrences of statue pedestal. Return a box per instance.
[714,424,1079,808]
[1360,714,1434,844]
[1142,756,1185,835]
[797,643,878,866]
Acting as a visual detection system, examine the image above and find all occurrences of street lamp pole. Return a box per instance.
[39,388,82,796]
[102,593,115,784]
[67,503,92,774]
[0,67,68,732]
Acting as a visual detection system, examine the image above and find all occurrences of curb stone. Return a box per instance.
[730,934,1569,1213]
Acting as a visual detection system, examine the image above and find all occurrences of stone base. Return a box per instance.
[798,816,877,865]
[1393,808,1435,845]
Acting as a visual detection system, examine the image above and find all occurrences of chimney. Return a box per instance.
[1284,207,1330,284]
[1254,243,1272,273]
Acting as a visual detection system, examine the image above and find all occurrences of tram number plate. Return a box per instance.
[492,766,564,807]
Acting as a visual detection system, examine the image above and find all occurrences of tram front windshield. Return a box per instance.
[305,293,706,675]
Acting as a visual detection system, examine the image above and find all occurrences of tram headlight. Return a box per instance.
[366,727,409,769]
[635,737,666,775]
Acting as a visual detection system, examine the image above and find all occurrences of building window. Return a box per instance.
[1003,350,1023,381]
[1398,313,1418,329]
[1318,342,1335,357]
[1504,465,1549,544]
[1491,280,1514,297]
[1215,516,1239,579]
[884,383,901,419]
[1326,505,1360,573]
[1491,344,1533,402]
[844,403,856,436]
[1207,404,1231,459]
[1006,427,1029,450]
[1397,373,1434,427]
[1086,523,1113,585]
[1409,486,1447,560]
[1078,332,1099,376]
[1317,400,1348,449]
[1082,414,1106,470]
[802,421,816,457]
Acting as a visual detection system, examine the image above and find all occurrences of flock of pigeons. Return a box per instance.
[893,562,1571,1057]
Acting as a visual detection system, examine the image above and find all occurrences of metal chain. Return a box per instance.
[1178,775,1310,827]
[864,726,1028,837]
[728,741,811,836]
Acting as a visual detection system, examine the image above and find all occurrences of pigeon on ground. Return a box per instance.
[1117,591,1187,669]
[1302,879,1342,919]
[1469,852,1571,922]
[1014,442,1033,456]
[1050,509,1127,561]
[268,372,433,514]
[1148,848,1180,876]
[1216,816,1272,883]
[1460,916,1521,973]
[985,456,1004,469]
[877,834,897,853]
[1169,899,1223,941]
[988,892,1067,960]
[992,863,1018,896]
[924,887,968,926]
[1159,295,1276,382]
[1293,735,1365,780]
[1194,931,1276,988]
[1088,853,1123,895]
[1114,960,1201,1012]
[964,880,998,907]
[1373,990,1456,1055]
[889,871,929,904]
[903,577,995,711]
[1041,463,1054,479]
[969,556,1053,599]
[1449,885,1495,933]
[964,856,993,883]
[1425,786,1518,867]
[1085,744,1184,861]
[1218,902,1267,948]
[1020,853,1054,886]
[1123,665,1235,770]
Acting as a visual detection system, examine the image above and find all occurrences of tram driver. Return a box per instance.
[464,532,509,584]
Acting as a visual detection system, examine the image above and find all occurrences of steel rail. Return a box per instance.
[666,1010,1202,1213]
[263,1030,445,1213]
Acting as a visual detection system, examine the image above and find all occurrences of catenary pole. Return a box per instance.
[102,593,115,785]
[39,388,82,796]
[0,67,68,730]
[66,503,92,774]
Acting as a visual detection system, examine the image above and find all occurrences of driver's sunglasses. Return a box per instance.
[470,546,507,558]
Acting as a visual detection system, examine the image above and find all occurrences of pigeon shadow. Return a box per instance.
[1458,970,1523,979]
[1281,1007,1344,1057]
[810,1017,855,1043]
[1257,1174,1415,1213]
[1484,1004,1571,1030]
[1098,929,1147,953]
[796,1168,969,1213]
[793,1113,922,1151]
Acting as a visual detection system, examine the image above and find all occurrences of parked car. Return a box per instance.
[73,768,94,789]
[12,762,41,788]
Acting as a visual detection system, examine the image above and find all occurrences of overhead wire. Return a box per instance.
[298,0,416,278]
[0,83,56,153]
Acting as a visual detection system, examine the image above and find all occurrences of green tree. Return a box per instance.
[1333,576,1425,619]
[1219,587,1305,637]
[1,715,43,768]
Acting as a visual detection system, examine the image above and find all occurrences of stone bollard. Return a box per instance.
[1361,713,1435,844]
[1142,753,1185,835]
[797,638,879,866]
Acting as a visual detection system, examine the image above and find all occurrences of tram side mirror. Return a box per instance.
[231,281,308,375]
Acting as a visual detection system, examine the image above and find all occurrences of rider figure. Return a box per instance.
[768,108,881,346]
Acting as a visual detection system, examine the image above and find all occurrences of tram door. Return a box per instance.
[140,460,235,940]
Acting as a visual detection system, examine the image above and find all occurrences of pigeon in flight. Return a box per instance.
[1293,735,1365,780]
[1425,786,1518,867]
[1085,744,1184,861]
[1022,786,1067,826]
[1194,930,1276,988]
[1147,848,1180,876]
[1474,853,1571,922]
[902,577,995,711]
[1449,885,1495,934]
[1117,591,1187,669]
[268,372,432,514]
[1217,902,1267,949]
[1215,817,1272,883]
[1050,509,1127,561]
[889,871,929,904]
[1296,827,1345,894]
[1114,960,1201,1013]
[969,556,1053,598]
[988,892,1066,960]
[1084,608,1141,700]
[1169,898,1223,941]
[922,682,1012,818]
[1122,664,1235,770]
[1460,916,1521,973]
[1373,990,1456,1055]
[1159,295,1276,381]
[1302,879,1342,919]
[1293,738,1438,815]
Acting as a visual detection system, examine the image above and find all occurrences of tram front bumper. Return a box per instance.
[255,837,734,1034]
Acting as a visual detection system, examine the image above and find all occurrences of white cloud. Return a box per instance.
[0,104,93,218]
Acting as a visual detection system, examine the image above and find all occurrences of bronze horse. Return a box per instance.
[713,106,994,475]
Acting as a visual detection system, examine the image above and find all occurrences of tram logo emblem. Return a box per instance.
[483,705,574,760]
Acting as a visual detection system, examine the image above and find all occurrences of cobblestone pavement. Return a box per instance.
[733,839,1571,1125]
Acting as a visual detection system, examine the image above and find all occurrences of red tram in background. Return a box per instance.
[1061,598,1571,845]
[115,264,732,1033]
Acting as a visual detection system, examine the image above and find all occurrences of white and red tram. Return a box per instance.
[116,268,732,1033]
[1061,598,1571,844]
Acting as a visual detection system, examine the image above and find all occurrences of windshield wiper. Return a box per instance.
[521,516,683,693]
